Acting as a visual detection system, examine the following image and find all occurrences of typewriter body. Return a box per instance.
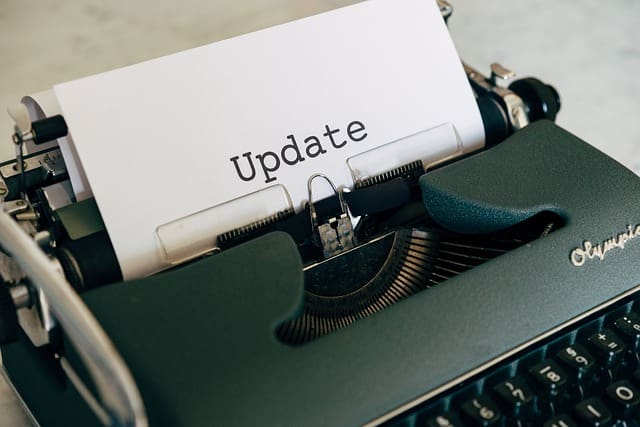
[2,3,640,427]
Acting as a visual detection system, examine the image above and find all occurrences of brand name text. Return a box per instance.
[570,224,640,266]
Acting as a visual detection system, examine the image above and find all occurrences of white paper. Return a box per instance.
[53,0,484,279]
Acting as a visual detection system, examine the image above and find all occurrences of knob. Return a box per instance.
[509,77,561,122]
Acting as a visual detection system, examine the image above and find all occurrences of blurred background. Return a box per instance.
[0,0,638,424]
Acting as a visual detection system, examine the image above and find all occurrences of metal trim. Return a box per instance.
[0,207,147,427]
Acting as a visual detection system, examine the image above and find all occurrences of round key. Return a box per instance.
[604,379,640,419]
[493,376,535,419]
[556,343,595,396]
[574,397,613,427]
[587,328,626,367]
[556,343,595,381]
[424,412,465,427]
[614,312,640,346]
[460,395,502,426]
[543,413,579,427]
[529,359,568,396]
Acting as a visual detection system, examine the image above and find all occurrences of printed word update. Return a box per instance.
[229,120,368,183]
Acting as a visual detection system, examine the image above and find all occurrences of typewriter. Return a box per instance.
[2,2,640,427]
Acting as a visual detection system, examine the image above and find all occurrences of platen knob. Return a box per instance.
[509,77,561,122]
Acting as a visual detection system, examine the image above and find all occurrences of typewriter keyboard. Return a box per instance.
[385,294,640,427]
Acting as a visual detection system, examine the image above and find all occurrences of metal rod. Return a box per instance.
[0,207,147,427]
[9,284,31,309]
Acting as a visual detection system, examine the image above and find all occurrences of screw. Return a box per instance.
[16,212,38,221]
[12,162,27,172]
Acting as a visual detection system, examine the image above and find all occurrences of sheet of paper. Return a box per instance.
[53,0,484,280]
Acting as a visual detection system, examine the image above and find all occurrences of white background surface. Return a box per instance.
[0,0,638,425]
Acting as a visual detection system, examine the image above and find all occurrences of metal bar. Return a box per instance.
[0,207,147,427]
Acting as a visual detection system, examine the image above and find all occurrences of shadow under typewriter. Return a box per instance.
[278,211,563,345]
